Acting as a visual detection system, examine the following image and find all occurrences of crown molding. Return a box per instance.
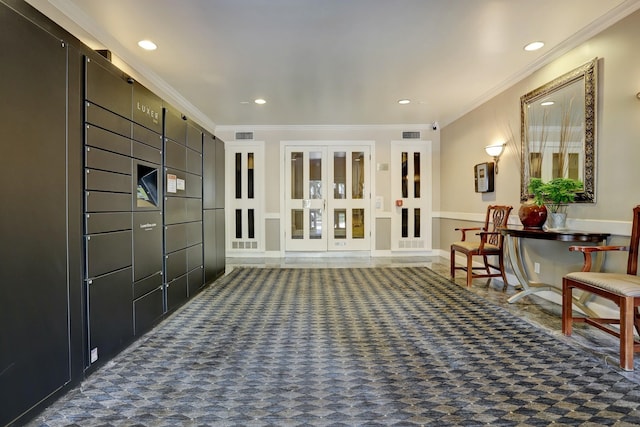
[215,123,437,133]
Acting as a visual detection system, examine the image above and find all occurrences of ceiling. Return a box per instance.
[25,0,640,130]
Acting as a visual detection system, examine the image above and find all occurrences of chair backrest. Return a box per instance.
[628,205,640,275]
[485,205,513,247]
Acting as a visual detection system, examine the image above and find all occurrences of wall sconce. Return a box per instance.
[485,143,506,174]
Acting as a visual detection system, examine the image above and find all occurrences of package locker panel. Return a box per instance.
[203,209,217,283]
[86,212,132,234]
[187,243,203,271]
[165,249,187,282]
[215,209,226,276]
[88,267,134,363]
[187,148,203,175]
[134,286,164,335]
[164,196,187,225]
[0,10,71,425]
[203,133,216,209]
[133,123,162,149]
[188,267,204,296]
[167,275,188,311]
[85,169,131,193]
[86,230,132,278]
[86,103,132,138]
[86,125,131,156]
[86,191,132,212]
[164,108,186,144]
[186,198,203,222]
[165,139,186,171]
[132,82,162,134]
[165,223,187,253]
[86,146,132,175]
[133,212,163,281]
[186,123,202,153]
[133,271,163,300]
[133,140,162,164]
[86,58,132,119]
[187,221,203,246]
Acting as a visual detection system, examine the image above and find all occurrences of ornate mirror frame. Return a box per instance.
[520,57,598,202]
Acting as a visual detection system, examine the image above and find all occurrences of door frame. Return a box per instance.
[279,140,376,255]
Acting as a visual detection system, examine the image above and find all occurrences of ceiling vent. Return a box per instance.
[235,132,254,140]
[402,131,421,139]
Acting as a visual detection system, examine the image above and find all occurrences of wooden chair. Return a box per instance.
[450,205,513,288]
[562,205,640,371]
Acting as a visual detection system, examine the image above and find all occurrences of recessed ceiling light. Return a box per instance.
[398,99,411,105]
[540,101,554,106]
[524,41,544,51]
[138,40,157,51]
[254,99,266,105]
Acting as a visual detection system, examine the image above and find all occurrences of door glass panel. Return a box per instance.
[334,209,346,239]
[414,208,421,238]
[291,209,303,239]
[235,153,242,198]
[414,152,420,198]
[247,152,254,199]
[352,151,364,199]
[248,209,255,239]
[401,208,408,238]
[309,209,322,239]
[334,152,346,199]
[352,208,364,239]
[309,151,322,199]
[291,152,303,199]
[401,152,408,198]
[235,209,242,238]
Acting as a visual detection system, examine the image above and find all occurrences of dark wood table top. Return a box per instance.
[500,226,610,243]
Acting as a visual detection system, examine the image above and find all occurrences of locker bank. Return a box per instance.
[0,1,226,425]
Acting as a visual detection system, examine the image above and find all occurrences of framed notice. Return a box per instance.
[474,162,495,193]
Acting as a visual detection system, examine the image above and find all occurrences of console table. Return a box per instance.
[500,227,610,315]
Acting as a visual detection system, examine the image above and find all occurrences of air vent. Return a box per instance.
[235,132,254,140]
[402,131,421,139]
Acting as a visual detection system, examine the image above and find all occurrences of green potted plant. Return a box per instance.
[529,177,583,229]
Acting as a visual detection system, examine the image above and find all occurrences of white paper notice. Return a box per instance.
[177,178,185,191]
[167,174,177,193]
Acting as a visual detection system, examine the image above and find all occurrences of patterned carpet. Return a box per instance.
[30,267,640,426]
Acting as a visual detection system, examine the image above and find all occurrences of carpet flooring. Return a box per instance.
[30,267,640,426]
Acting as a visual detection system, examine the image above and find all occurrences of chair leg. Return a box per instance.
[498,254,509,292]
[466,255,474,287]
[620,296,635,371]
[562,279,573,337]
[482,255,491,275]
[450,248,456,279]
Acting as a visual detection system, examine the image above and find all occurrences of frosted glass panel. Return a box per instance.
[291,209,303,239]
[352,152,364,199]
[334,209,346,239]
[352,208,364,239]
[291,152,303,199]
[334,152,346,199]
[309,151,322,199]
[309,209,322,239]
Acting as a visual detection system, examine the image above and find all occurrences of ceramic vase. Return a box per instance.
[518,198,547,229]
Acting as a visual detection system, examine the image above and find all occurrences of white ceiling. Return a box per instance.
[25,0,640,130]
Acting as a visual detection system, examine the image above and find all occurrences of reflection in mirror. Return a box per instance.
[520,58,597,202]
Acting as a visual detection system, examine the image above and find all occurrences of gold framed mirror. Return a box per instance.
[520,57,598,202]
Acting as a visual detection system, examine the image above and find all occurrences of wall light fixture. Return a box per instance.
[485,143,506,174]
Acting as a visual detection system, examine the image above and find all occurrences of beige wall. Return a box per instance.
[440,9,640,300]
[440,9,640,245]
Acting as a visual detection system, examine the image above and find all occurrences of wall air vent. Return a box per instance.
[402,131,421,139]
[235,132,254,140]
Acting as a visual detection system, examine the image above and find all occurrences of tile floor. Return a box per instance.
[227,255,640,383]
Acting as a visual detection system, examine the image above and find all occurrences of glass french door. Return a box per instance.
[284,145,371,252]
[391,141,431,251]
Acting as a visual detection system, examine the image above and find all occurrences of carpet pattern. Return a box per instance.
[30,267,640,426]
